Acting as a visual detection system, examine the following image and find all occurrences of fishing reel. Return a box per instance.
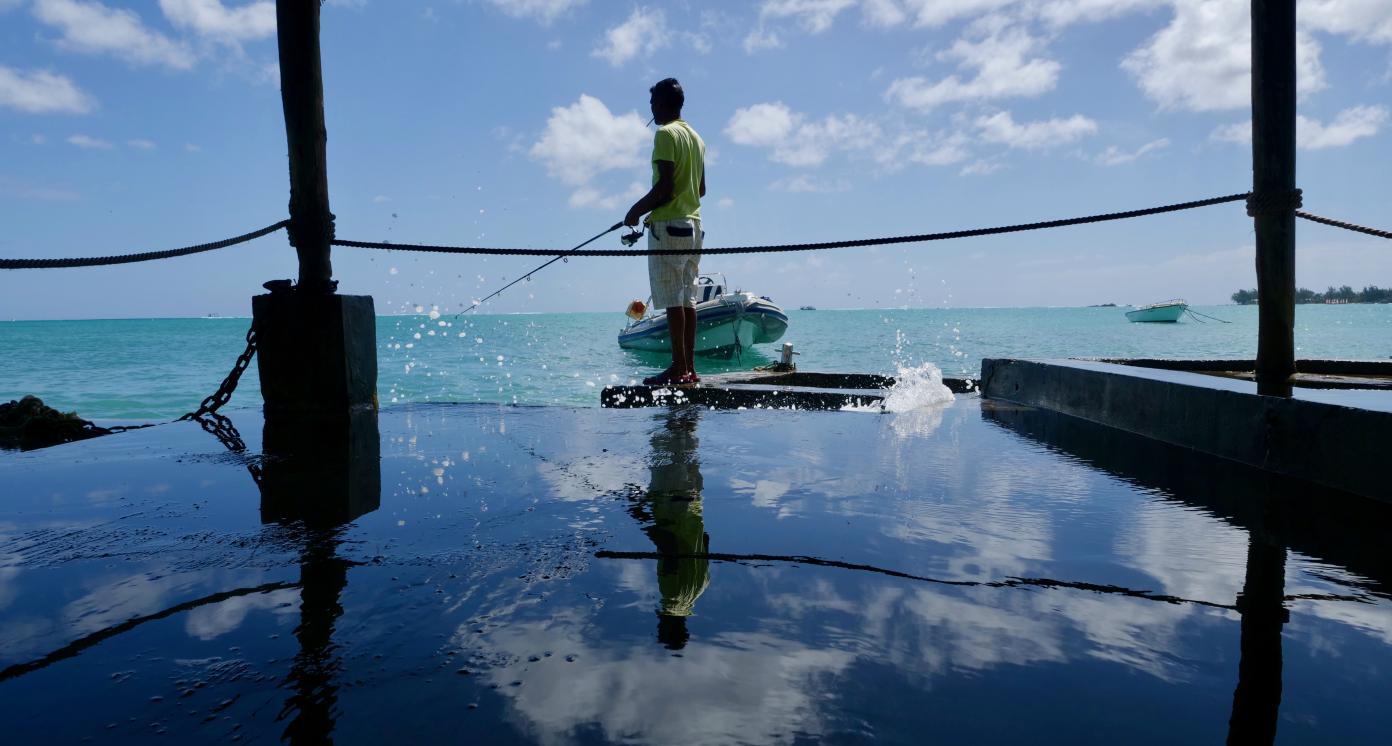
[620,224,646,247]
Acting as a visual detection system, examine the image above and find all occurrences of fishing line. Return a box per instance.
[456,221,633,315]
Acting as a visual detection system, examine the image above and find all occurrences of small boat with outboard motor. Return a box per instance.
[619,274,788,354]
[1125,299,1188,323]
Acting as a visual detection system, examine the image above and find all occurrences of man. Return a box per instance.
[625,78,706,387]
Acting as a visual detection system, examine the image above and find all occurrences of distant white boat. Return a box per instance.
[1126,299,1187,323]
[618,274,788,355]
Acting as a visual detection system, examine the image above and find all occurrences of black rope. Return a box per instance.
[1296,211,1392,240]
[334,193,1251,257]
[1246,188,1302,217]
[0,220,290,270]
[595,550,1236,609]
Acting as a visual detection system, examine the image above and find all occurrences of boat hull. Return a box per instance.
[619,297,788,354]
[1125,303,1187,322]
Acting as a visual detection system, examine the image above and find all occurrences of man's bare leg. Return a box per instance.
[682,306,697,376]
[665,306,687,378]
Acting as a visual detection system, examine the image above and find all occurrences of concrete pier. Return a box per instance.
[981,358,1392,502]
[601,370,978,410]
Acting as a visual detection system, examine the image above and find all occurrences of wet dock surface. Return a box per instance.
[3,400,1392,743]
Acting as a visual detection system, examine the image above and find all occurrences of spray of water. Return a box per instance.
[880,362,955,413]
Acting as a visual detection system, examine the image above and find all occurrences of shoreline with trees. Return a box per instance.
[1231,285,1391,305]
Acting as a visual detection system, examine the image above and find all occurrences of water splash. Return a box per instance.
[880,362,954,413]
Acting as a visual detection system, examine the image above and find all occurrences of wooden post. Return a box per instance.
[277,0,334,289]
[257,1,377,417]
[1251,0,1298,396]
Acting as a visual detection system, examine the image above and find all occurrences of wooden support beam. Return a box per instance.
[277,0,334,290]
[1251,0,1298,396]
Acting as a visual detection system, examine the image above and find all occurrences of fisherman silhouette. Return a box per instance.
[628,408,710,650]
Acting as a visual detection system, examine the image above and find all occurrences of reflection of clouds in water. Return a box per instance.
[1115,501,1249,604]
[184,588,299,641]
[0,566,18,611]
[534,454,646,503]
[729,478,796,516]
[480,620,855,746]
[1284,559,1392,647]
[62,569,187,636]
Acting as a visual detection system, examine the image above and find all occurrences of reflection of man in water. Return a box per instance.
[631,408,709,650]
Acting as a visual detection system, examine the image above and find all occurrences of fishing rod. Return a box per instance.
[457,221,642,315]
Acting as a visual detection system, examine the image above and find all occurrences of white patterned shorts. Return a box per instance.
[647,218,702,309]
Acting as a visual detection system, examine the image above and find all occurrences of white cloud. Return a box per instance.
[960,159,1004,176]
[743,27,783,53]
[726,102,799,146]
[905,131,972,165]
[1122,0,1324,112]
[127,138,157,149]
[1302,0,1392,44]
[1300,106,1389,149]
[484,0,586,24]
[1095,137,1169,165]
[373,194,392,204]
[769,174,850,192]
[529,95,650,209]
[1210,105,1389,150]
[0,65,95,114]
[33,0,196,70]
[31,134,48,144]
[67,133,112,148]
[975,111,1098,149]
[592,7,666,67]
[716,196,735,208]
[726,102,880,167]
[1035,0,1163,28]
[758,0,857,33]
[885,23,1060,110]
[864,0,1016,29]
[157,0,276,43]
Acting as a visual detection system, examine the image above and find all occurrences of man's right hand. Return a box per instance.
[624,208,643,227]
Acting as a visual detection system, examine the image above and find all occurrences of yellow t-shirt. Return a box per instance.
[649,120,705,223]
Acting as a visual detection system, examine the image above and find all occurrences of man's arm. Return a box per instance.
[699,173,705,199]
[625,160,675,227]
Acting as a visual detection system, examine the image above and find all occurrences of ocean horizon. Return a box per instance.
[3,304,1388,422]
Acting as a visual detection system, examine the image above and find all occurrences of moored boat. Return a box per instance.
[1125,299,1187,323]
[619,274,788,354]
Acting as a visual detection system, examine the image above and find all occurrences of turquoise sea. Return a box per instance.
[2,304,1389,421]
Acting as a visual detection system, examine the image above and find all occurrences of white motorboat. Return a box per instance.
[618,274,789,354]
[1125,299,1188,323]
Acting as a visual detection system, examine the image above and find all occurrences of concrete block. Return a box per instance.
[252,291,377,415]
[981,358,1392,502]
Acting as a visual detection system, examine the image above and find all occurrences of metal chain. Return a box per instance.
[180,323,258,421]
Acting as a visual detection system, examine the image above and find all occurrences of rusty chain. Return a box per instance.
[179,322,258,421]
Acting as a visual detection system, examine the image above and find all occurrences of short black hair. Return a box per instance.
[650,78,684,110]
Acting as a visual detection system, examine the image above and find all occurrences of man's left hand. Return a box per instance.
[624,208,643,227]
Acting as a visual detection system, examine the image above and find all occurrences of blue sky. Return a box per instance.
[1,0,1390,318]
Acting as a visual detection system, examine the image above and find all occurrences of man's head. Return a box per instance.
[649,78,684,125]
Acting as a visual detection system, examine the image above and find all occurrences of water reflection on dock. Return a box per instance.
[1,400,1390,743]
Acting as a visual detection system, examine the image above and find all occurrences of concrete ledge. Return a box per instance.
[600,370,977,410]
[981,358,1391,502]
[601,383,884,410]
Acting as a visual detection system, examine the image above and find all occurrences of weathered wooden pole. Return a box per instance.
[277,0,334,288]
[254,0,377,417]
[1250,0,1299,396]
